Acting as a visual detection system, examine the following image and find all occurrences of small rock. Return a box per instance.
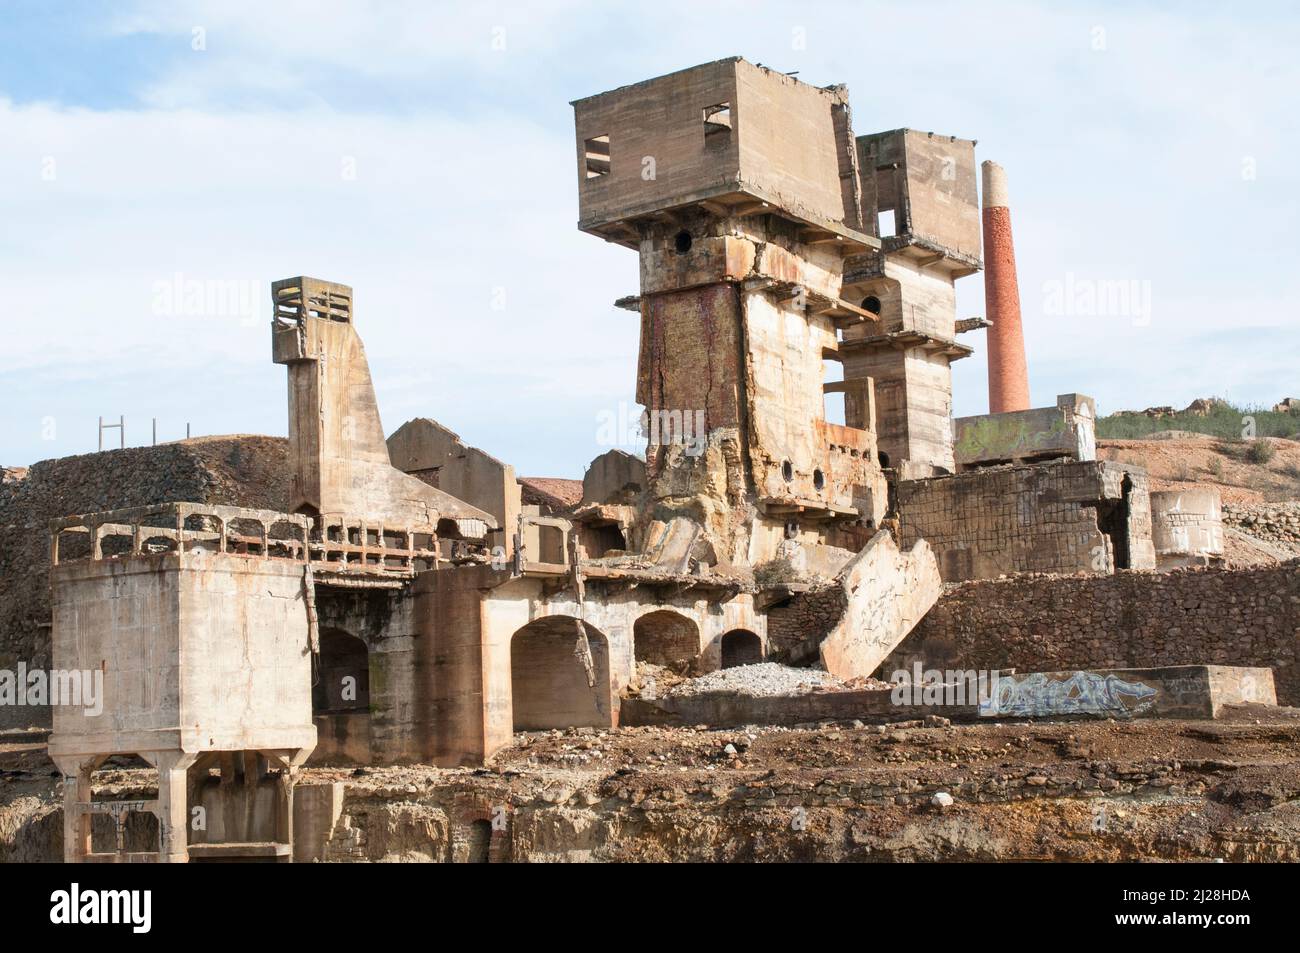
[930,792,955,810]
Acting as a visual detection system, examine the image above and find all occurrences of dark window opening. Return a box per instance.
[720,630,762,669]
[314,629,370,714]
[674,229,693,254]
[584,135,610,179]
[467,820,492,863]
[813,469,826,491]
[781,460,794,482]
[877,450,891,469]
[861,295,881,315]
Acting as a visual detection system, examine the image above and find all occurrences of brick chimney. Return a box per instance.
[981,160,1031,413]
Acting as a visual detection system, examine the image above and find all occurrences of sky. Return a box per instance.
[2,0,1297,476]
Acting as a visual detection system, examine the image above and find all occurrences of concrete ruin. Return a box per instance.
[35,57,1284,863]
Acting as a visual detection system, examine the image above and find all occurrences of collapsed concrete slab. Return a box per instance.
[818,531,942,678]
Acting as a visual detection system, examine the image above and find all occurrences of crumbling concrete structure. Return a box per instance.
[839,129,982,478]
[1151,488,1224,570]
[954,394,1097,471]
[44,57,1242,865]
[898,460,1156,582]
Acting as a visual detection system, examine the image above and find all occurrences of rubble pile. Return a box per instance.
[660,662,843,698]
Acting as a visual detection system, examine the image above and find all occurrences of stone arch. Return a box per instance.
[633,609,700,668]
[510,616,612,731]
[720,629,762,669]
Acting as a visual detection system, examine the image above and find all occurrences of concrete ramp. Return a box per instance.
[819,530,942,679]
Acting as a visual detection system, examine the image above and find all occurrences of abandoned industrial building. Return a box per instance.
[1,56,1296,865]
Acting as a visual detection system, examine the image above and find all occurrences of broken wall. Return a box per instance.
[387,418,521,556]
[897,460,1156,582]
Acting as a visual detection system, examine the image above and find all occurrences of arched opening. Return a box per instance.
[674,229,693,254]
[313,629,370,713]
[510,616,611,731]
[877,450,891,469]
[861,295,881,315]
[633,610,700,669]
[467,819,492,863]
[720,629,762,668]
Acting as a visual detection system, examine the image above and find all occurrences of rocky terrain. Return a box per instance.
[5,705,1300,862]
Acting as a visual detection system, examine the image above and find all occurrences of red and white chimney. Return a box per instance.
[981,160,1031,413]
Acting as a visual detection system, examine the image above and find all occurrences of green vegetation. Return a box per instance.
[1095,399,1300,441]
[1246,439,1277,464]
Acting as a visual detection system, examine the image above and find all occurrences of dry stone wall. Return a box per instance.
[882,562,1300,705]
[1224,502,1300,547]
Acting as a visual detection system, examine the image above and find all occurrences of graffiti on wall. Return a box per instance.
[979,671,1158,718]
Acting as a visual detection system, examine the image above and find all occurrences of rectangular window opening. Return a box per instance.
[584,135,610,179]
[703,103,732,149]
[878,208,897,238]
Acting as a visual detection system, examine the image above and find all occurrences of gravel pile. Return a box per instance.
[660,662,841,698]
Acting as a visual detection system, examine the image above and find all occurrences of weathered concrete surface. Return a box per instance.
[272,277,496,531]
[621,665,1276,728]
[979,666,1275,720]
[582,449,645,506]
[954,393,1097,470]
[572,58,872,245]
[1151,488,1224,569]
[817,531,942,679]
[898,460,1157,581]
[387,417,520,557]
[48,551,315,758]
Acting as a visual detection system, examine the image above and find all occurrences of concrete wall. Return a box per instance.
[272,277,494,530]
[883,562,1300,705]
[897,460,1156,581]
[856,129,980,259]
[953,394,1097,471]
[1151,488,1224,569]
[582,450,646,506]
[49,552,314,756]
[387,418,521,556]
[573,58,857,234]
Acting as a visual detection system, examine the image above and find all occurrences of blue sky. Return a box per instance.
[2,1,1297,476]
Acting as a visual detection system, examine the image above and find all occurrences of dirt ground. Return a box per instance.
[1099,436,1300,504]
[6,705,1300,862]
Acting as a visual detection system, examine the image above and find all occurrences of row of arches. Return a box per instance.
[310,614,767,739]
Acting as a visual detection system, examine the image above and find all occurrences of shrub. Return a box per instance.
[1245,439,1276,465]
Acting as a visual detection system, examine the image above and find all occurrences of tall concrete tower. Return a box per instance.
[981,160,1031,413]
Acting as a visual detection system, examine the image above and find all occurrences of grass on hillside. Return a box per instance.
[1095,400,1300,441]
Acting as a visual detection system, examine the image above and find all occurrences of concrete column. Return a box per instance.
[59,759,96,863]
[981,161,1031,413]
[154,751,196,863]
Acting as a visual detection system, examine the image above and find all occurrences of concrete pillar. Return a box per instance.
[981,161,1031,413]
[59,759,96,863]
[153,751,196,863]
